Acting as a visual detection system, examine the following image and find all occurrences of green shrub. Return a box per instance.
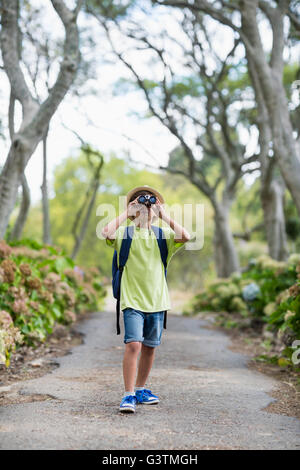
[189,253,300,342]
[0,239,106,366]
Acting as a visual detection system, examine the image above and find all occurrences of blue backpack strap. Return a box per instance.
[119,224,134,270]
[115,225,134,334]
[151,225,168,330]
[112,225,134,299]
[151,225,168,275]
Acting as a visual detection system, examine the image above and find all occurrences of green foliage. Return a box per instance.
[253,354,279,365]
[168,76,204,99]
[189,254,300,341]
[0,240,106,367]
[192,276,249,316]
[268,289,300,335]
[221,61,252,97]
[9,238,47,251]
[84,0,136,20]
[283,63,300,97]
[285,195,300,248]
[286,217,300,241]
[142,79,160,91]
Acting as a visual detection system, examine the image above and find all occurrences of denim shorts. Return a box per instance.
[122,308,165,347]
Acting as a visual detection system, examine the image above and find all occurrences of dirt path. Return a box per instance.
[0,311,299,450]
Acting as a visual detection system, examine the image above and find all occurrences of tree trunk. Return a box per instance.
[213,203,240,277]
[9,173,31,240]
[71,147,104,260]
[71,179,99,260]
[0,0,81,238]
[246,48,289,261]
[240,0,300,216]
[0,136,35,238]
[41,127,52,245]
[273,87,300,216]
[261,177,288,261]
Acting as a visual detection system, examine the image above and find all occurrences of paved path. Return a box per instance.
[0,311,299,450]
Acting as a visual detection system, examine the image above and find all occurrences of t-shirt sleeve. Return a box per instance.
[106,237,115,248]
[163,227,185,265]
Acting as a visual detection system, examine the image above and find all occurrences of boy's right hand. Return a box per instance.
[127,197,141,218]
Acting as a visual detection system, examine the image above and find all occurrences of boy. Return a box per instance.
[102,185,190,413]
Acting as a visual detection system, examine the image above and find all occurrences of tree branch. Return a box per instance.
[287,8,300,34]
[258,0,285,71]
[233,222,264,241]
[8,90,16,140]
[153,0,254,54]
[29,0,82,134]
[0,0,38,120]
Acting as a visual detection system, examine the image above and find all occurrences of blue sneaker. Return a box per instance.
[135,388,159,405]
[119,395,137,413]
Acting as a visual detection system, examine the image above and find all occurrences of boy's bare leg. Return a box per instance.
[135,344,155,387]
[123,342,142,392]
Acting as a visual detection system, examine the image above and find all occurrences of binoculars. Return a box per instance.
[137,194,157,206]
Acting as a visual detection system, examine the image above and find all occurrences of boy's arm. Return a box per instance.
[101,197,139,240]
[156,204,191,243]
[101,210,128,241]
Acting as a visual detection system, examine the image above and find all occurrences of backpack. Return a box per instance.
[112,224,168,335]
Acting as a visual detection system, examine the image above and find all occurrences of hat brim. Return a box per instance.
[126,185,165,206]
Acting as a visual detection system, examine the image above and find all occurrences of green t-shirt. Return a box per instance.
[106,224,185,313]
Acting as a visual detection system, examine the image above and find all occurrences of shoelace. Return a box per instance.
[142,389,157,398]
[123,395,137,405]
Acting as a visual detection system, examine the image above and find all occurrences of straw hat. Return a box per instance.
[126,185,165,206]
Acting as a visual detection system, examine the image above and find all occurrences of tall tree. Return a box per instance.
[41,126,52,244]
[248,56,288,260]
[19,1,99,243]
[70,142,104,260]
[9,173,31,241]
[154,0,300,217]
[0,0,82,238]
